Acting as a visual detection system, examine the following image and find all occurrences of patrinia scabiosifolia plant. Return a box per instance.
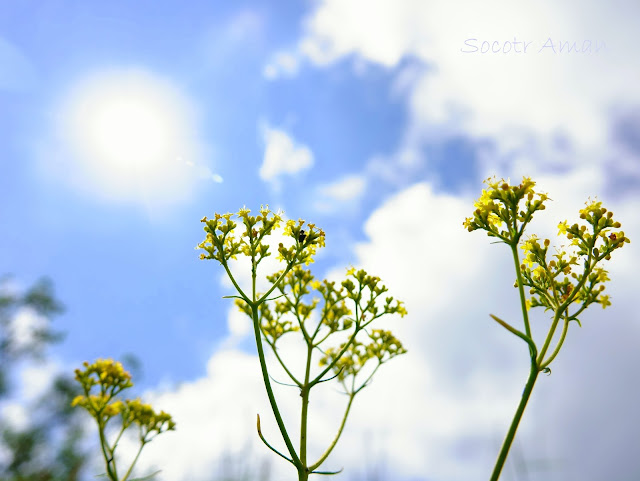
[464,177,630,481]
[72,359,175,481]
[198,206,407,481]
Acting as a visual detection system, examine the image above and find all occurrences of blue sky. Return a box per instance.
[1,1,408,384]
[2,1,640,480]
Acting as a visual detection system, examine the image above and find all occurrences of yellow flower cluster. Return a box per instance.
[72,358,175,443]
[466,176,630,322]
[518,198,629,316]
[560,200,628,258]
[319,329,406,388]
[73,358,132,393]
[463,176,549,244]
[123,399,176,439]
[521,197,629,314]
[197,206,325,268]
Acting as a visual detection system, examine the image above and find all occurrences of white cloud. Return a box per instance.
[298,0,640,149]
[314,174,367,212]
[263,51,300,80]
[282,0,640,196]
[47,68,217,206]
[260,125,314,183]
[297,0,418,68]
[226,304,252,339]
[319,174,366,202]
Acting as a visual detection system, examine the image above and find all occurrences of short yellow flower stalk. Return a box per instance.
[198,207,407,481]
[72,359,175,481]
[464,177,629,481]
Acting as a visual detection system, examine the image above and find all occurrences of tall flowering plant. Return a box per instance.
[198,206,407,481]
[464,177,629,480]
[72,359,175,481]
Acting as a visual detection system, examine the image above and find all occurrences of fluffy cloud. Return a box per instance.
[298,0,640,147]
[263,51,300,80]
[282,0,640,199]
[260,125,314,183]
[314,174,367,212]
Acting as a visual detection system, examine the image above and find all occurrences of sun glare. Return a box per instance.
[59,69,203,204]
[87,96,171,173]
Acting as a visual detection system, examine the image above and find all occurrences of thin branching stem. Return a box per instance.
[121,440,146,481]
[540,315,570,369]
[251,301,301,467]
[490,360,539,481]
[511,243,532,339]
[310,393,356,471]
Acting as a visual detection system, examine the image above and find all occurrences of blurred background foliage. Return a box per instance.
[0,275,88,480]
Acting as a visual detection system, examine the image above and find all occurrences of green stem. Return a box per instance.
[310,327,359,388]
[354,361,382,395]
[251,303,301,466]
[257,261,297,304]
[309,393,356,471]
[310,299,363,388]
[489,362,539,481]
[121,440,145,481]
[489,240,540,480]
[511,243,532,339]
[220,259,250,303]
[300,343,314,467]
[98,421,118,481]
[298,466,309,481]
[536,310,561,366]
[267,339,302,386]
[539,317,569,369]
[283,291,312,342]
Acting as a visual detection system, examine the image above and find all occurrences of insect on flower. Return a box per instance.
[298,229,306,243]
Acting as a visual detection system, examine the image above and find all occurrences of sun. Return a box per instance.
[59,69,201,203]
[85,93,172,174]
